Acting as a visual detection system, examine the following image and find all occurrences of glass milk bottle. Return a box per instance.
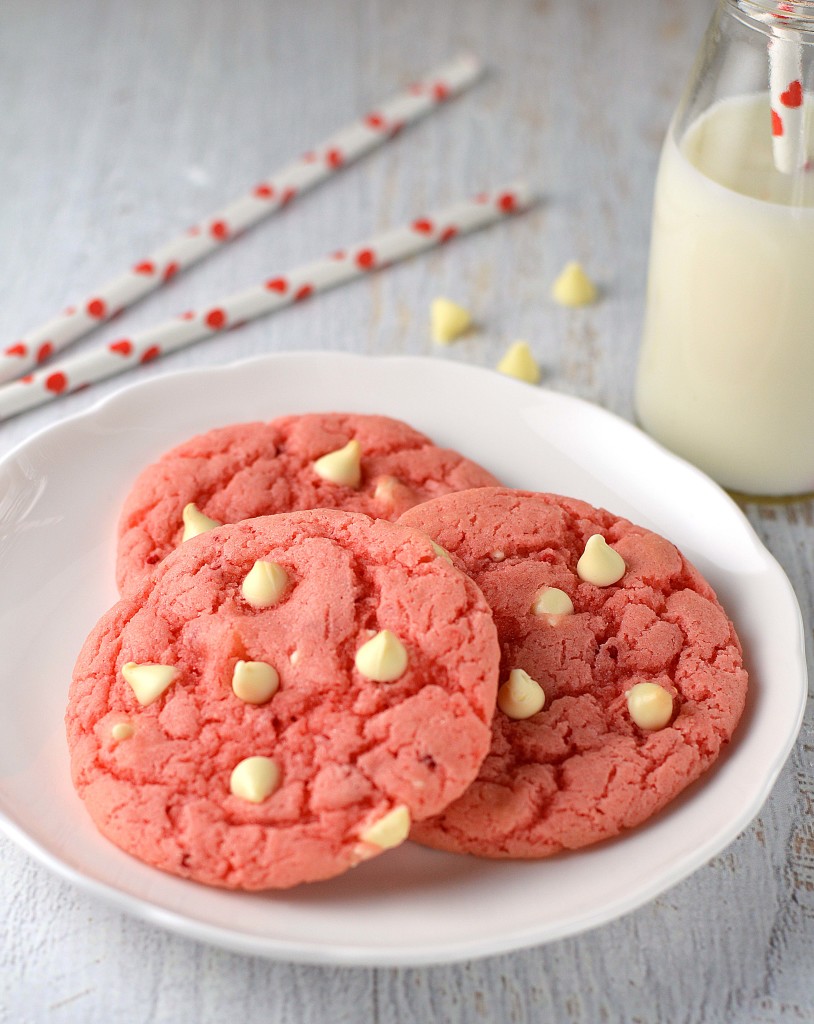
[635,0,814,496]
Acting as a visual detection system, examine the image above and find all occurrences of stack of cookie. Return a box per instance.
[66,413,748,889]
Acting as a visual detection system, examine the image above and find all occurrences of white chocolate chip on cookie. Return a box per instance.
[626,682,674,731]
[111,722,134,741]
[122,662,178,706]
[497,668,546,720]
[360,805,411,849]
[229,756,280,803]
[241,560,288,607]
[354,629,408,682]
[532,586,574,618]
[313,439,362,487]
[576,535,626,586]
[181,502,221,542]
[232,660,279,704]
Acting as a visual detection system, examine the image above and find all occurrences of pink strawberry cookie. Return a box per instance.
[67,510,499,889]
[398,487,748,858]
[115,412,500,593]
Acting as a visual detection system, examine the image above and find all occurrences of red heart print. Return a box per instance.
[412,218,434,234]
[781,80,803,108]
[281,187,297,206]
[254,183,274,198]
[326,148,344,168]
[45,371,68,393]
[498,192,517,213]
[134,260,156,275]
[163,261,179,281]
[140,346,161,363]
[365,112,385,130]
[356,249,376,269]
[36,342,54,363]
[4,342,27,357]
[179,310,196,320]
[294,284,313,302]
[772,109,784,136]
[265,277,288,293]
[210,220,229,240]
[87,298,107,318]
[432,82,449,101]
[20,374,34,384]
[109,339,133,356]
[205,308,227,329]
[439,226,458,244]
[389,120,405,137]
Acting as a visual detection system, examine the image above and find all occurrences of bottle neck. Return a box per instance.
[727,0,814,40]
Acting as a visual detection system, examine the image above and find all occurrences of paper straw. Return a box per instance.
[0,54,483,386]
[768,5,805,173]
[0,184,532,421]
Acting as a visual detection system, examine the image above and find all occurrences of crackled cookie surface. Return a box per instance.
[67,510,500,889]
[115,412,500,592]
[398,488,748,858]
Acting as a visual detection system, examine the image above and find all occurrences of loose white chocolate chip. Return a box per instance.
[431,541,453,564]
[232,660,279,704]
[354,629,408,683]
[313,439,362,487]
[430,297,472,343]
[532,586,575,618]
[576,535,626,587]
[497,668,546,720]
[496,340,541,384]
[111,722,134,741]
[229,756,280,803]
[627,682,674,731]
[241,560,288,607]
[551,260,598,307]
[181,502,221,542]
[491,550,506,562]
[122,662,178,706]
[360,805,411,849]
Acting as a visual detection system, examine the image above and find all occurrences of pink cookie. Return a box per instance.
[67,510,500,889]
[398,488,748,858]
[116,412,500,593]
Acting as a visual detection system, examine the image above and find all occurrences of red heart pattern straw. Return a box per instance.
[0,53,483,385]
[0,184,533,421]
[768,4,805,173]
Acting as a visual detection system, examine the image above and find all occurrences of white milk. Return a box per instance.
[635,94,814,496]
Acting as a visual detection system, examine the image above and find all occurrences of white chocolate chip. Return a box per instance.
[111,722,134,741]
[122,662,178,706]
[532,587,575,618]
[491,550,506,562]
[232,660,279,704]
[431,541,453,564]
[576,535,626,587]
[626,682,674,731]
[497,668,546,720]
[551,260,598,307]
[360,805,411,849]
[313,439,362,487]
[229,756,280,803]
[289,649,300,666]
[354,629,408,683]
[374,475,401,503]
[496,341,541,384]
[181,502,221,542]
[430,297,472,344]
[241,560,288,607]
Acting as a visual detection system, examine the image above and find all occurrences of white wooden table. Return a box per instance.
[1,1,812,1020]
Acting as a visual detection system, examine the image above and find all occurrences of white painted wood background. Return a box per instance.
[0,0,812,1020]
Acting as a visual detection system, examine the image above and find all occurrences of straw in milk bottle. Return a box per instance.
[635,0,814,496]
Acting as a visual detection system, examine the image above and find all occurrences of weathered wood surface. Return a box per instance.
[0,0,812,1020]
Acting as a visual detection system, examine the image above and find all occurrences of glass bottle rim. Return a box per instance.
[727,0,814,34]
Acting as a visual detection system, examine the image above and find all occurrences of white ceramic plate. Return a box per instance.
[0,352,806,966]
